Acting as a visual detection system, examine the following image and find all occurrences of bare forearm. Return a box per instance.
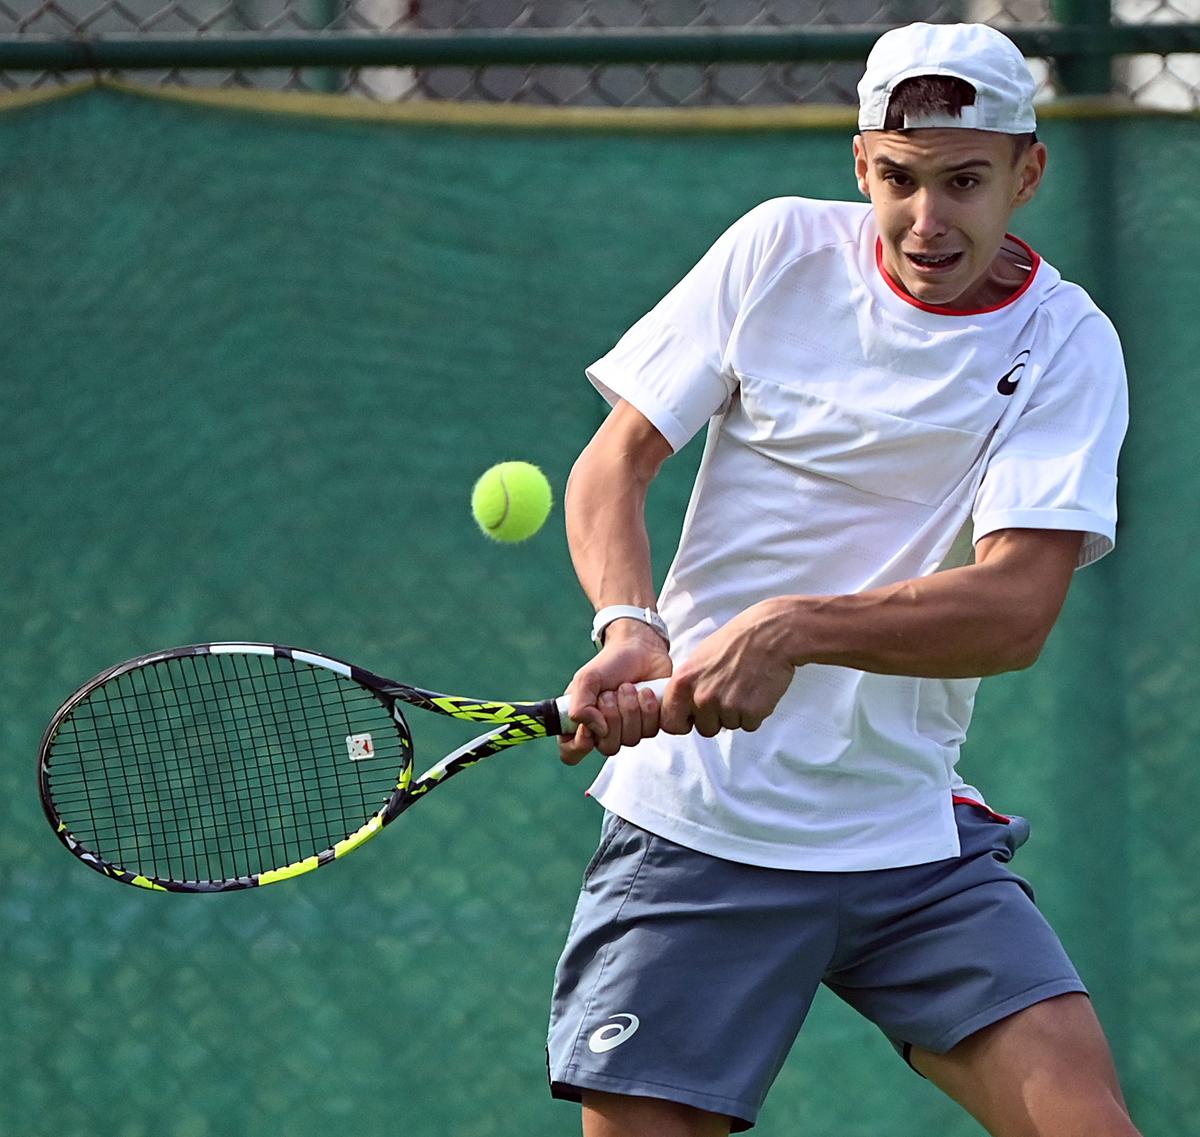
[564,404,672,611]
[566,461,656,608]
[769,568,1043,678]
[753,531,1083,679]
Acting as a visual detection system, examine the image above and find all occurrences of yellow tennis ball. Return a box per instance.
[471,461,553,543]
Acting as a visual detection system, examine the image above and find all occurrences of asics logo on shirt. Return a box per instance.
[997,349,1031,395]
[588,1013,640,1053]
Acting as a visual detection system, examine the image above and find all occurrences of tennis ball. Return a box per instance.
[471,461,553,543]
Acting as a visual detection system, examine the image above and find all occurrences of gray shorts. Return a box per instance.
[547,800,1086,1131]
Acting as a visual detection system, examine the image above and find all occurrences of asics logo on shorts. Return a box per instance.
[588,1013,640,1053]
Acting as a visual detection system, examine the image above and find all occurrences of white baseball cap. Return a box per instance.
[857,22,1037,134]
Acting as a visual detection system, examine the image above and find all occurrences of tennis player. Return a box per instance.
[547,22,1138,1137]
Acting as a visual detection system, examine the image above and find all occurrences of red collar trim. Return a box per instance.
[875,235,1041,316]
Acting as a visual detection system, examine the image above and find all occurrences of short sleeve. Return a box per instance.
[586,198,800,451]
[973,312,1129,568]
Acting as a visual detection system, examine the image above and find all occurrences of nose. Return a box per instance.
[910,189,948,241]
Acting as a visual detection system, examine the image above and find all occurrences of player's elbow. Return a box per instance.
[991,613,1055,674]
[1004,633,1047,673]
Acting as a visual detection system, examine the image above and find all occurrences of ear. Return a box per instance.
[1012,141,1048,207]
[852,134,871,198]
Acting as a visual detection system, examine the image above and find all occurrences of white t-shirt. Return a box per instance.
[585,196,1128,872]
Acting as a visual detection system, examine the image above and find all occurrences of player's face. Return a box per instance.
[854,129,1046,310]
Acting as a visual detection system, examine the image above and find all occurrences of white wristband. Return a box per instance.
[591,605,670,650]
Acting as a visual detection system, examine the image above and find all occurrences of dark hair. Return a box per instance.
[883,74,1037,160]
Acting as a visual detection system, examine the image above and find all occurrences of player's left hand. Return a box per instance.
[559,622,672,765]
[660,598,795,737]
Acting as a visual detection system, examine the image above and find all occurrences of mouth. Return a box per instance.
[905,250,964,274]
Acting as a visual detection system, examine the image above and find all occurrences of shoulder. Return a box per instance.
[1030,261,1122,355]
[1021,269,1128,418]
[705,197,869,299]
[727,196,869,247]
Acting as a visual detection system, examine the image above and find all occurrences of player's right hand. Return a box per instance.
[559,625,672,765]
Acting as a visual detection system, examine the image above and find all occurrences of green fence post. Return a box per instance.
[309,0,341,94]
[1052,0,1114,94]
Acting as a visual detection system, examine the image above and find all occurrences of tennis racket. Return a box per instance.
[38,642,666,894]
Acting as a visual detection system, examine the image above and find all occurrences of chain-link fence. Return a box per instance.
[0,0,1198,107]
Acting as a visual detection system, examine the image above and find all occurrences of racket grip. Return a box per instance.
[555,677,670,735]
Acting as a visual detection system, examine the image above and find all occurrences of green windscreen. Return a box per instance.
[2,86,1196,1135]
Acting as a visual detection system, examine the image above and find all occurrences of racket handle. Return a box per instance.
[555,677,670,735]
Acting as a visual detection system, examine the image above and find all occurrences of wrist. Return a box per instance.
[749,595,812,666]
[601,618,672,652]
[591,604,670,651]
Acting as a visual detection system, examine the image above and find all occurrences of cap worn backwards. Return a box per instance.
[857,22,1037,135]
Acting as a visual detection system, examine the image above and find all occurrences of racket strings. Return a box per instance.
[185,653,286,882]
[93,657,272,882]
[46,652,406,884]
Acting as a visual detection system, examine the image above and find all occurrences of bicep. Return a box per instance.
[974,527,1085,636]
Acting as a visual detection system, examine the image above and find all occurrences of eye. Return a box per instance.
[951,174,981,190]
[882,171,912,188]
